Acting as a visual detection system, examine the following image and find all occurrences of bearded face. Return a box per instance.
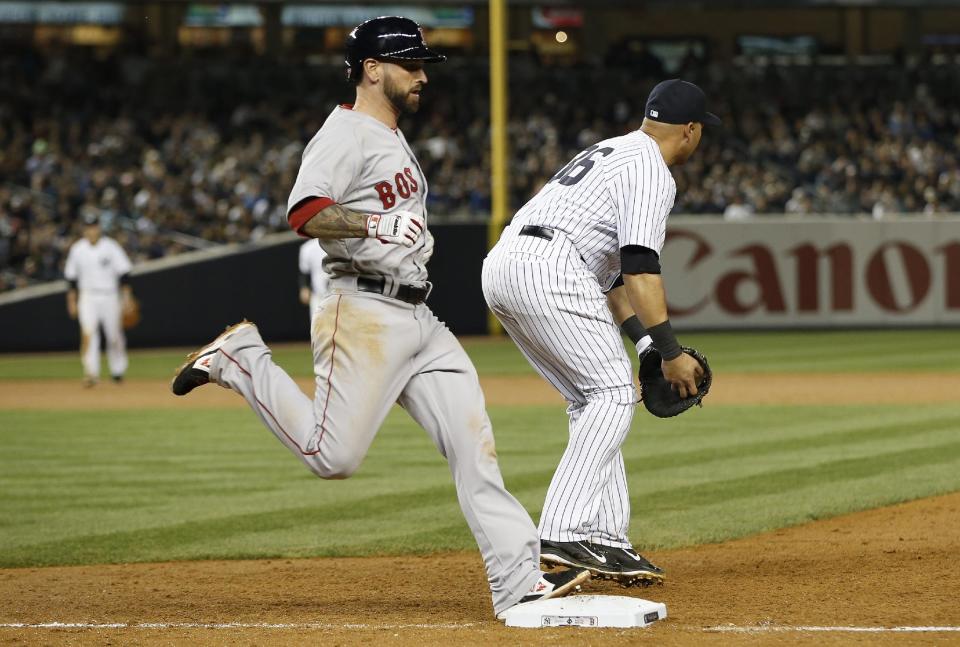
[382,61,426,114]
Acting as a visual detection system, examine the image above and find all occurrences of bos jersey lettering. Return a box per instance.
[286,105,431,284]
[511,130,676,291]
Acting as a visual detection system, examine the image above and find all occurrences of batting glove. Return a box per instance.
[421,230,435,263]
[367,211,423,247]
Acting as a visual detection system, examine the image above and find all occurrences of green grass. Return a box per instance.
[1,330,959,567]
[3,329,960,380]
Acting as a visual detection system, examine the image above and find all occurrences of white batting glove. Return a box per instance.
[366,211,423,247]
[421,230,435,263]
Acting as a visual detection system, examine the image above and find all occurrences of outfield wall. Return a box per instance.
[2,216,959,352]
[663,216,960,329]
[0,223,490,352]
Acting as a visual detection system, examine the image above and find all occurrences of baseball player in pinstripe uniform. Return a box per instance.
[64,214,135,387]
[298,239,330,324]
[482,79,719,585]
[171,16,588,618]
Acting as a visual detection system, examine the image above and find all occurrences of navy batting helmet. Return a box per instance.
[345,16,446,82]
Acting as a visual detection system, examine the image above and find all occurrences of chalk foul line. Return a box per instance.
[704,625,960,633]
[0,621,478,630]
[1,621,959,633]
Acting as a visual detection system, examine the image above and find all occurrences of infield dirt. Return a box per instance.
[1,373,959,645]
[1,493,958,645]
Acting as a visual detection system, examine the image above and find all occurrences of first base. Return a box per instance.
[502,595,667,628]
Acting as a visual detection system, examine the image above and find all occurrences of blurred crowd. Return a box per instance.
[2,46,960,291]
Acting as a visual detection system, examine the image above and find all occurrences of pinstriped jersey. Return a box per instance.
[64,236,132,292]
[510,129,676,291]
[287,106,431,284]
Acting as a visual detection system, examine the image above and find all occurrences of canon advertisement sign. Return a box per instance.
[661,217,960,328]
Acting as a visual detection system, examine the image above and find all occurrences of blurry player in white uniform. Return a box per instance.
[64,214,135,386]
[483,80,718,585]
[171,16,588,618]
[298,239,329,323]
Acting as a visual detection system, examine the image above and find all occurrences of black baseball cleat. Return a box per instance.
[497,568,590,620]
[171,321,255,396]
[600,546,665,585]
[518,568,591,604]
[540,539,622,578]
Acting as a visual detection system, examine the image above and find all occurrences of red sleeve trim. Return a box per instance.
[288,197,336,236]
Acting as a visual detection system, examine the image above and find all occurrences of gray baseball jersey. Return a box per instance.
[202,105,544,616]
[482,129,676,549]
[287,106,431,285]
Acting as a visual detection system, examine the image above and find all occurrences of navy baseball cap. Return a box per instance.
[645,79,721,126]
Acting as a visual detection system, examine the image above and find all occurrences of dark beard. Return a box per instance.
[384,74,420,114]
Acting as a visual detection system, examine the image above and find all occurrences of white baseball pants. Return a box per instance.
[77,290,127,380]
[482,224,637,549]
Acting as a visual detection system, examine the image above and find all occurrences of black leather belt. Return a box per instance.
[357,277,429,305]
[519,225,555,241]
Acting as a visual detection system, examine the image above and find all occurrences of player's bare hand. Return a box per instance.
[366,211,423,247]
[662,353,703,399]
[299,286,312,305]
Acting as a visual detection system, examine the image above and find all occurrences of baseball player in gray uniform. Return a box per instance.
[482,80,718,585]
[171,16,588,618]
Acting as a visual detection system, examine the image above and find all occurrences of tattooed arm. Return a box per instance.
[298,201,423,248]
[300,203,369,239]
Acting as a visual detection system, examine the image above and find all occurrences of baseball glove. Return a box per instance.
[638,346,712,418]
[121,296,141,330]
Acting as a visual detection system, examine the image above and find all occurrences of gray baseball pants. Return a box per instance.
[206,284,542,615]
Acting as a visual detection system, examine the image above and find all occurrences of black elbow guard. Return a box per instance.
[620,245,661,275]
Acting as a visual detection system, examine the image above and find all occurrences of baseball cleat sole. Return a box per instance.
[539,552,622,578]
[171,321,255,395]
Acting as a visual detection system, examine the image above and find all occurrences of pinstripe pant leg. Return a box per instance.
[483,239,637,547]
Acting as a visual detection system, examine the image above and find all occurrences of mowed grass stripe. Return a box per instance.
[2,329,960,380]
[2,403,959,566]
[678,330,960,374]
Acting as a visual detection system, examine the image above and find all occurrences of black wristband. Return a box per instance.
[620,315,647,345]
[299,272,310,289]
[647,320,682,360]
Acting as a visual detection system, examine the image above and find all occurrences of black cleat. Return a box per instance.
[599,546,665,585]
[497,568,591,620]
[171,322,255,396]
[540,539,622,578]
[518,568,591,604]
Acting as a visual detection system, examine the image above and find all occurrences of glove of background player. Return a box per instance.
[638,346,712,418]
[367,211,423,247]
[121,295,141,330]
